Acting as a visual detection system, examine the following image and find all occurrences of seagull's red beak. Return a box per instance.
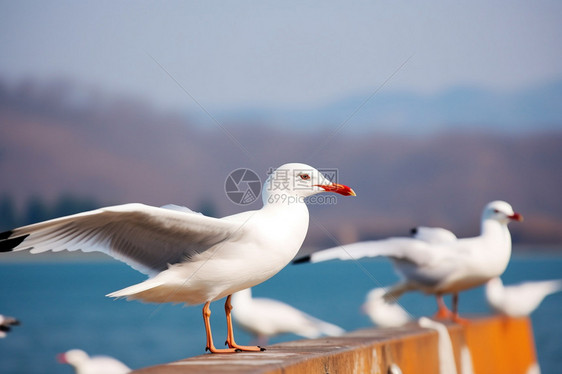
[315,183,356,196]
[509,212,524,222]
[57,353,68,364]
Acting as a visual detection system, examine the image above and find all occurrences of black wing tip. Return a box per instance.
[293,255,311,264]
[0,234,29,253]
[0,230,14,240]
[410,227,418,235]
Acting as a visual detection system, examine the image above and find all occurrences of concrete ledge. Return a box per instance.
[132,316,537,374]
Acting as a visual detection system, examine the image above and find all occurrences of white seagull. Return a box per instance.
[485,277,562,317]
[57,349,131,374]
[0,314,20,338]
[0,163,355,353]
[231,288,345,345]
[295,201,523,322]
[362,288,411,328]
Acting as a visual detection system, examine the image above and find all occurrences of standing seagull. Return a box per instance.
[485,277,562,317]
[0,163,355,353]
[231,288,345,345]
[295,201,522,323]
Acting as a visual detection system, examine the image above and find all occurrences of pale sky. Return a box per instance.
[1,1,561,111]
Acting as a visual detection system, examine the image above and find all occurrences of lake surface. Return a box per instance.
[0,249,561,373]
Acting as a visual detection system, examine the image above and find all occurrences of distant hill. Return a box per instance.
[204,80,562,134]
[1,78,561,245]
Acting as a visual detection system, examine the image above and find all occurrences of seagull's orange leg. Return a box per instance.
[224,295,265,352]
[451,293,469,325]
[433,294,453,319]
[202,301,238,353]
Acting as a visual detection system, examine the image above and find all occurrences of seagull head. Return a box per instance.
[482,201,523,224]
[57,349,89,366]
[262,163,356,205]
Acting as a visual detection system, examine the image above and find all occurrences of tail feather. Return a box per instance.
[106,279,164,300]
[313,319,345,337]
[299,316,345,339]
[539,279,562,295]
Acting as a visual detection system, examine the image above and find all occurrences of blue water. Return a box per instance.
[1,251,561,374]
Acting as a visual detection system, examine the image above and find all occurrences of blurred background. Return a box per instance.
[1,1,561,373]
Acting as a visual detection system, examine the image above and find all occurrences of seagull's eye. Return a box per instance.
[493,209,499,213]
[299,174,311,181]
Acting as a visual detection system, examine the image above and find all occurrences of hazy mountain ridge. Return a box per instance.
[206,80,562,134]
[1,79,561,245]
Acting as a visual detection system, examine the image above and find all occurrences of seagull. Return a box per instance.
[0,163,355,353]
[231,287,345,345]
[57,349,131,374]
[362,288,411,328]
[485,277,562,317]
[0,314,20,338]
[294,201,522,323]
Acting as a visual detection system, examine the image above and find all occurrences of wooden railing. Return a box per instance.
[132,316,537,374]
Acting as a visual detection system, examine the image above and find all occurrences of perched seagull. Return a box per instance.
[0,314,20,338]
[0,163,355,353]
[295,201,523,323]
[485,277,562,317]
[231,288,345,345]
[57,349,131,374]
[362,288,411,328]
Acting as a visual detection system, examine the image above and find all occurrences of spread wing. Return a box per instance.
[0,203,245,276]
[303,238,437,266]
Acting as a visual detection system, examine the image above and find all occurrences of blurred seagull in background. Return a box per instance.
[295,201,522,323]
[58,349,131,374]
[231,288,345,345]
[0,314,20,338]
[0,163,355,353]
[418,317,460,374]
[485,277,562,317]
[362,288,411,328]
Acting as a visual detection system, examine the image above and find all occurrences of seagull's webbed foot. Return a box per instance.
[451,314,470,326]
[205,345,241,354]
[225,340,266,352]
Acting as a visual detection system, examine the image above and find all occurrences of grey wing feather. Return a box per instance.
[1,203,243,276]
